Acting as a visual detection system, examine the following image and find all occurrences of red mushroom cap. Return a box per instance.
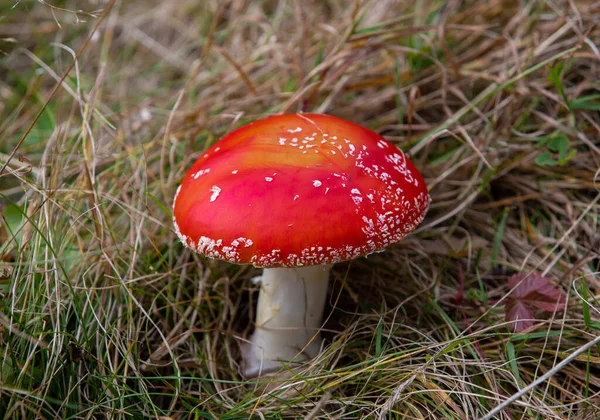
[173,113,430,267]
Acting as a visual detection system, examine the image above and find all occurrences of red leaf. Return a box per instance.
[505,300,534,333]
[505,272,566,333]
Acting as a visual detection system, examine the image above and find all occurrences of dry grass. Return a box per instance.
[1,0,600,418]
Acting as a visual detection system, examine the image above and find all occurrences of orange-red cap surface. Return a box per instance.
[173,114,430,267]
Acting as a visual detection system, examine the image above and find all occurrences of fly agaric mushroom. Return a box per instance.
[173,113,429,377]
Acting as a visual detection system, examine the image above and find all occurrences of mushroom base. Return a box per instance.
[242,265,331,378]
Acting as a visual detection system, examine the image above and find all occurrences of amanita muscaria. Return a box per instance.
[173,113,430,377]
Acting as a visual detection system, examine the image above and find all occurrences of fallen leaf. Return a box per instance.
[506,300,535,333]
[505,272,566,333]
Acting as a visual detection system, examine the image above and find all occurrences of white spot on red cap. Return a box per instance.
[193,168,210,179]
[239,237,253,247]
[174,185,182,204]
[209,185,221,202]
[313,180,322,187]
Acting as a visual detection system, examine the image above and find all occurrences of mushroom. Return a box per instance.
[173,113,430,377]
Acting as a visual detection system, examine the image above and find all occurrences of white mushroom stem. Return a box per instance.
[242,265,332,378]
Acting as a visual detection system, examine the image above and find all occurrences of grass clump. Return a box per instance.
[1,0,599,418]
